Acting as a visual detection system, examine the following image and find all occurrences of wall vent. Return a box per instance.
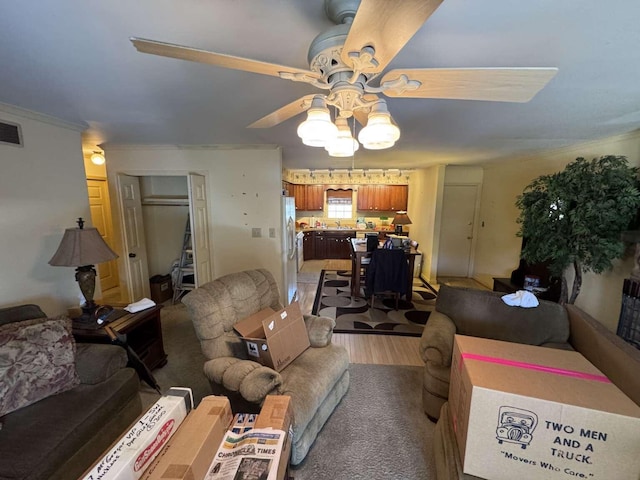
[0,120,23,146]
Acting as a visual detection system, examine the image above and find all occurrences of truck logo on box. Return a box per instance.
[496,406,538,449]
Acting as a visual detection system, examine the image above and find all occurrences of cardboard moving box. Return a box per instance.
[449,335,640,480]
[234,302,310,371]
[82,388,193,480]
[141,395,233,480]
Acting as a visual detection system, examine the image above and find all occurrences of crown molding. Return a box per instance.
[103,144,280,152]
[0,102,86,132]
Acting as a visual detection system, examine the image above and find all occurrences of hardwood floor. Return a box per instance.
[297,259,424,366]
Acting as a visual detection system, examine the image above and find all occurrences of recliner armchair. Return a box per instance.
[182,268,350,465]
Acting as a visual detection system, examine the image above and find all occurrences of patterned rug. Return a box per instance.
[311,269,437,336]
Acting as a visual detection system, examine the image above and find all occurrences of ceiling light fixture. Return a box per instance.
[297,96,338,147]
[358,100,400,150]
[90,151,106,165]
[325,117,359,157]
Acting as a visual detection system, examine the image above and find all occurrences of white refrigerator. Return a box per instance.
[282,196,298,305]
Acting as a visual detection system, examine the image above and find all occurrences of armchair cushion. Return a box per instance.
[204,357,282,403]
[304,314,335,347]
[419,311,457,367]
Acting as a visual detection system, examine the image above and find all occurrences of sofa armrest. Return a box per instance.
[304,314,336,347]
[419,311,457,367]
[75,343,129,385]
[203,357,282,403]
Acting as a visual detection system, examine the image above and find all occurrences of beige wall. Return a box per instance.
[409,165,445,284]
[0,105,90,315]
[103,145,286,300]
[474,130,640,331]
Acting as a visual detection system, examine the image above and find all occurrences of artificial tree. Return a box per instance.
[515,155,640,304]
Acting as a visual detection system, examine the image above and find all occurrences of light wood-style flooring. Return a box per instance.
[297,260,424,367]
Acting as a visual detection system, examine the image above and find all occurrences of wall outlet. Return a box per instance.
[252,227,262,238]
[269,227,276,238]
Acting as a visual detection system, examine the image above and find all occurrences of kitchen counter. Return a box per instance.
[297,227,398,234]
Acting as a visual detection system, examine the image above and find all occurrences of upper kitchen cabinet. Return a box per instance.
[291,184,324,211]
[357,185,408,212]
[292,184,307,210]
[305,184,325,210]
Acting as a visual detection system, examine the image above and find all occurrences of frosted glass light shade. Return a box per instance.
[90,152,105,165]
[358,100,400,150]
[297,97,338,147]
[325,117,359,157]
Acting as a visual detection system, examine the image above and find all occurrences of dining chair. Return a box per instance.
[364,248,409,310]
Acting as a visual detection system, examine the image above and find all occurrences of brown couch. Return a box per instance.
[419,285,571,421]
[0,304,143,480]
[423,288,640,480]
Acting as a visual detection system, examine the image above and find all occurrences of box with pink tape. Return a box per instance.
[448,335,640,480]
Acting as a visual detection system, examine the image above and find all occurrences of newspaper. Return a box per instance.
[205,428,285,480]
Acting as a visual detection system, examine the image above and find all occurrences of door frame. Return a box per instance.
[111,169,212,303]
[437,182,482,278]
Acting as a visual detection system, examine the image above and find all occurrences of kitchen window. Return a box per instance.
[326,189,353,219]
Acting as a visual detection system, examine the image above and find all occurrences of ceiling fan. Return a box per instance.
[131,0,558,154]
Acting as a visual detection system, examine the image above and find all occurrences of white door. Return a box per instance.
[188,173,212,286]
[437,184,479,277]
[117,174,151,301]
[282,196,297,305]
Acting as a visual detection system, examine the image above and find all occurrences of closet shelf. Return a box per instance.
[142,195,189,206]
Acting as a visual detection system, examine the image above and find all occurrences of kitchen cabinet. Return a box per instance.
[292,184,307,210]
[303,231,315,260]
[291,184,324,211]
[387,185,408,211]
[313,232,327,259]
[323,231,352,259]
[357,184,408,211]
[305,184,325,210]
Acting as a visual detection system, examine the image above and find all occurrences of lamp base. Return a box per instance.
[395,225,404,234]
[72,310,102,330]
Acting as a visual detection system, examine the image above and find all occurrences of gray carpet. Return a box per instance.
[291,364,436,479]
[142,304,436,479]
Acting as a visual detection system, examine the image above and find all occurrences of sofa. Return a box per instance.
[421,286,640,480]
[419,285,571,421]
[0,304,143,480]
[183,269,350,466]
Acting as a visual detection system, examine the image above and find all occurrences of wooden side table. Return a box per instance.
[73,305,167,370]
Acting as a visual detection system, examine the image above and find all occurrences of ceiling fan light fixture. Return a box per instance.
[358,100,400,150]
[297,96,338,147]
[325,117,359,157]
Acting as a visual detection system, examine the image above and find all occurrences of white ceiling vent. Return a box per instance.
[0,120,23,146]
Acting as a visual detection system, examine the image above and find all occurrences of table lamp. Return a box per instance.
[393,211,412,234]
[49,217,118,324]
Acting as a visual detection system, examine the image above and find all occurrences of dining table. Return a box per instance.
[349,237,421,301]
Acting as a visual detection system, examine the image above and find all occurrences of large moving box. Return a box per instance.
[234,302,310,371]
[449,335,640,480]
[82,388,193,480]
[141,395,233,480]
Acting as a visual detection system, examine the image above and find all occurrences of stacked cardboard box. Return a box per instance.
[449,335,640,480]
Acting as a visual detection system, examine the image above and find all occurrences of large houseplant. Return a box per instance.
[515,155,640,304]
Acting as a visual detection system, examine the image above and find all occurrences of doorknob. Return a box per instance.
[467,237,473,240]
[128,253,136,258]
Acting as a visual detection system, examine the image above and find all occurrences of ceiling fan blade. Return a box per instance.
[131,38,321,81]
[341,0,443,75]
[247,95,317,128]
[380,68,559,103]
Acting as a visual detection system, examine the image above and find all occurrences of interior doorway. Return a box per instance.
[437,184,480,277]
[87,178,122,303]
[115,173,211,303]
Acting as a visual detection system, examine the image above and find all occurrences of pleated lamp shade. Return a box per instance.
[49,227,118,267]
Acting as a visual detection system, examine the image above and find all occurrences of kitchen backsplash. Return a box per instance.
[296,215,406,232]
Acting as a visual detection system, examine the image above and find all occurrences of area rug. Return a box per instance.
[291,364,436,479]
[312,270,437,336]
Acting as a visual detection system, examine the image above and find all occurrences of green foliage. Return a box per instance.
[516,155,640,303]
